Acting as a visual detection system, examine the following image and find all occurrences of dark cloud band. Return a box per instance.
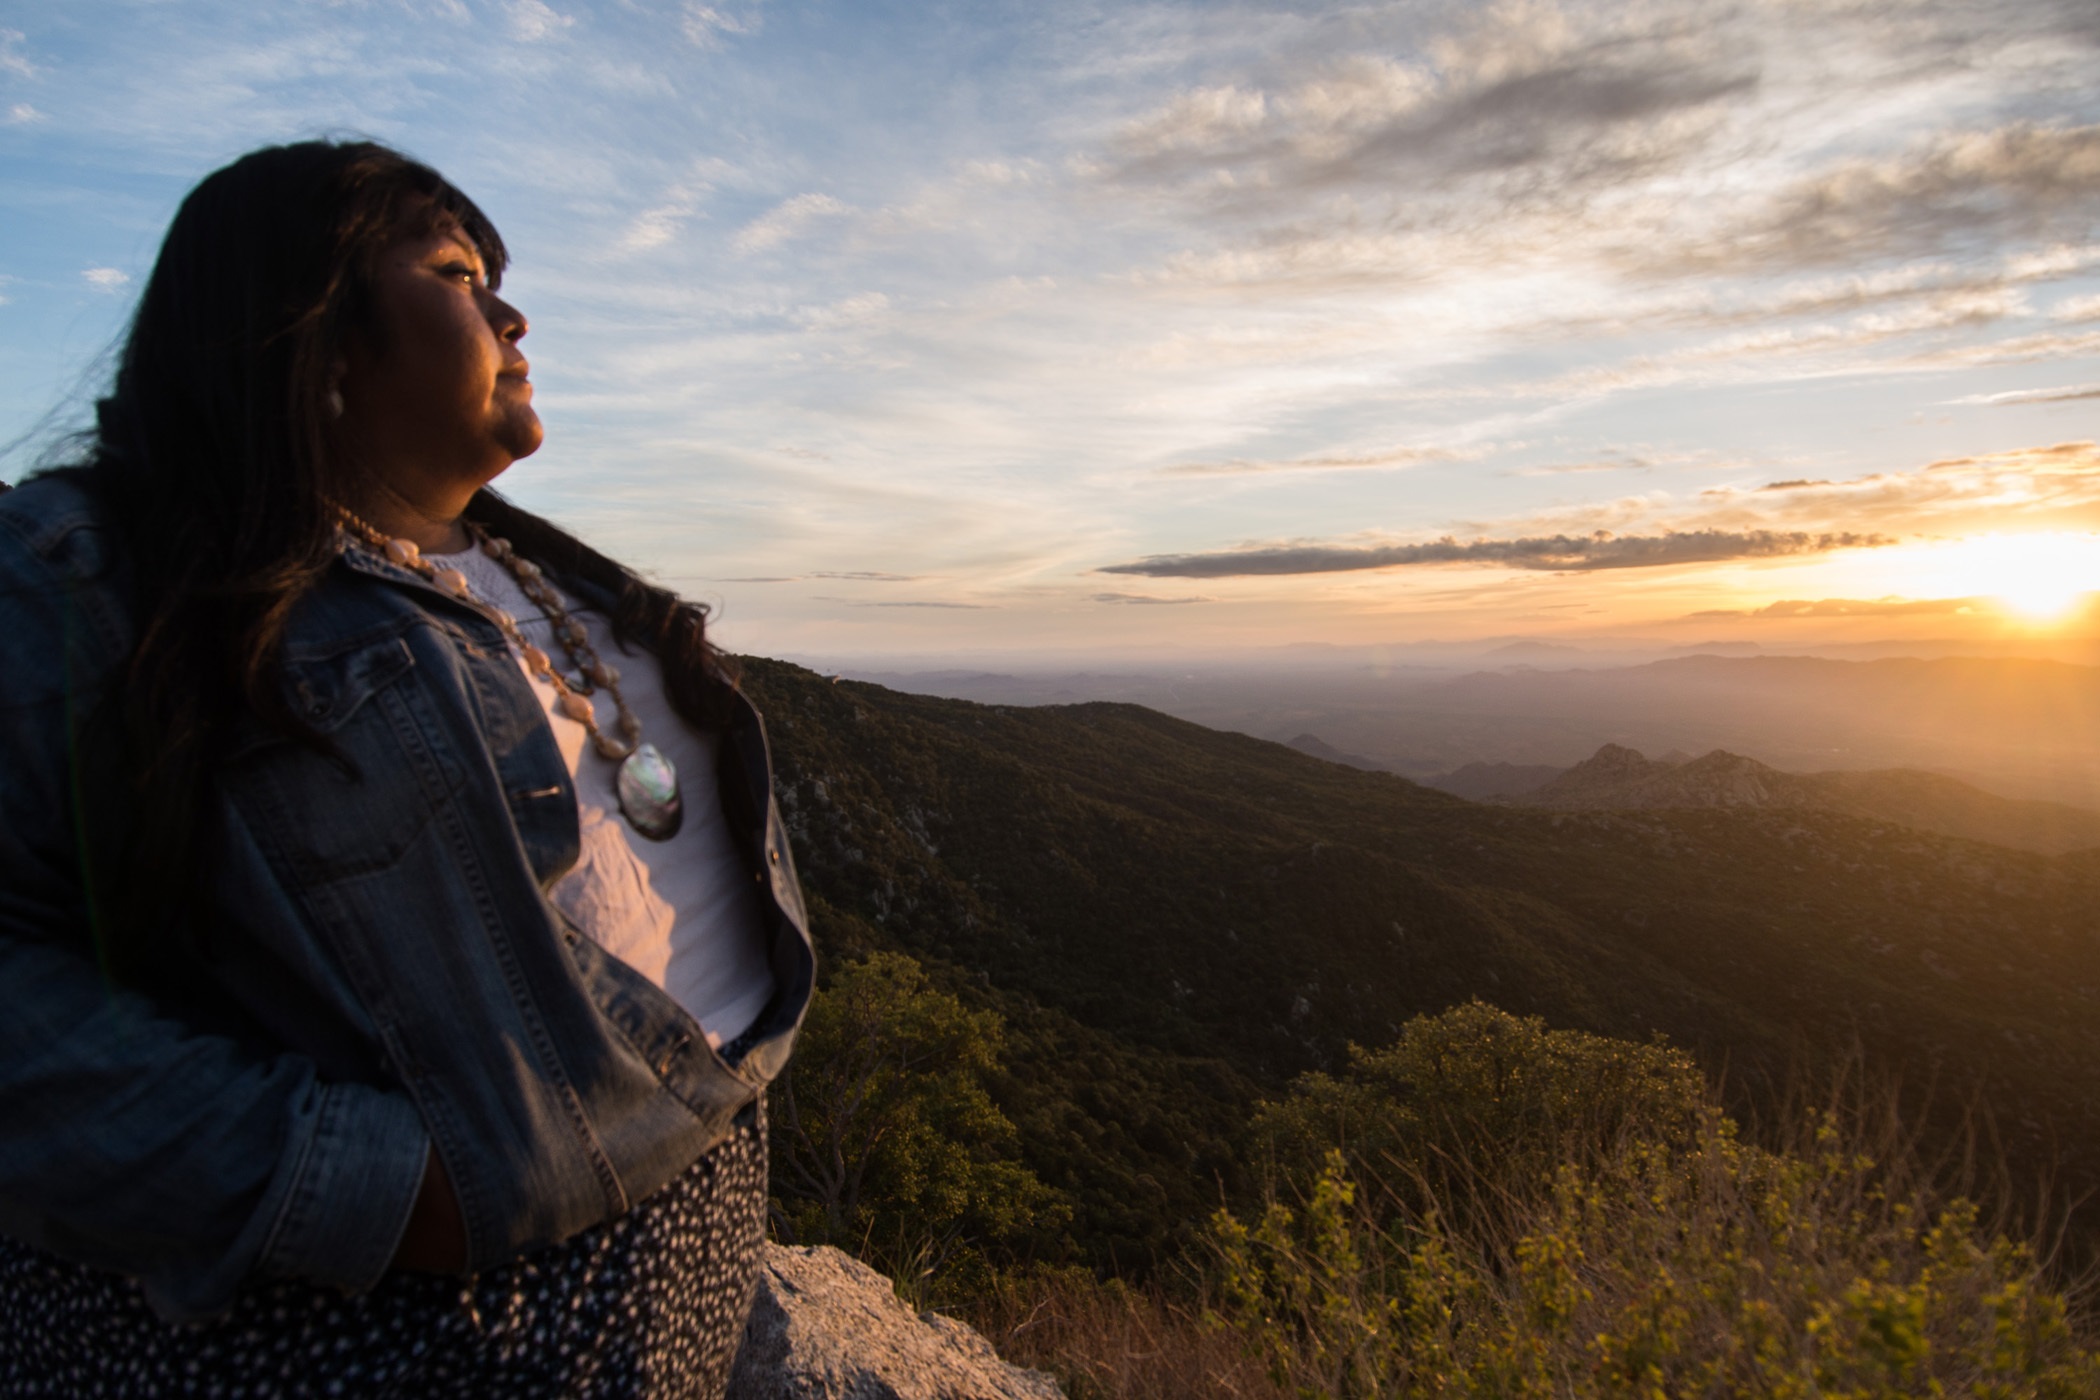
[1101,529,1893,578]
[1089,592,1210,605]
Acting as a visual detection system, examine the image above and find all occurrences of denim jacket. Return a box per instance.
[0,474,814,1321]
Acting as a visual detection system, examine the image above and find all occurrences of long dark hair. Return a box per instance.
[59,139,725,982]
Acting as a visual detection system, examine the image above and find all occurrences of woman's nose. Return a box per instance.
[489,294,528,344]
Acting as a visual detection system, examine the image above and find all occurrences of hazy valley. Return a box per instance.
[823,649,2100,809]
[1379,743,2100,856]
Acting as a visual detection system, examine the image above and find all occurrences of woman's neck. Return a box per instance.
[350,481,474,553]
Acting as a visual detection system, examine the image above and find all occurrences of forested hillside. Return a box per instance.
[735,657,2100,1271]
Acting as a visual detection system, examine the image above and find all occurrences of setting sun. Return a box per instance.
[1906,533,2100,621]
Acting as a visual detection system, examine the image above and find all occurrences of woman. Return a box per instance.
[0,140,812,1395]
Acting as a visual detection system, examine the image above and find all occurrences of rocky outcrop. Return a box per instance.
[1524,744,1807,810]
[727,1244,1065,1400]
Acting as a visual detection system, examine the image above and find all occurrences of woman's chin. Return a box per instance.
[496,410,545,464]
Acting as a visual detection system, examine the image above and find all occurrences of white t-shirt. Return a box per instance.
[446,544,774,1049]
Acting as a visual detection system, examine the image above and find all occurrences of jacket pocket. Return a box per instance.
[221,622,468,884]
[281,632,416,735]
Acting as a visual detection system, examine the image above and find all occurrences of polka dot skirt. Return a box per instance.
[0,1105,767,1399]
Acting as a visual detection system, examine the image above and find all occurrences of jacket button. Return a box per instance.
[768,849,780,864]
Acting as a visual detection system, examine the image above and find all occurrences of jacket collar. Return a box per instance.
[333,536,512,633]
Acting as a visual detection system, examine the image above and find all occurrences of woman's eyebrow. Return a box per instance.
[430,232,485,274]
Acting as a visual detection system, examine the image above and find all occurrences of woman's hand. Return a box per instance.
[390,1146,468,1272]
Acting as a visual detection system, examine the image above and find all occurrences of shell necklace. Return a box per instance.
[335,509,684,841]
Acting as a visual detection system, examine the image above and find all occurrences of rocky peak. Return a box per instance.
[1565,743,1666,782]
[1526,745,1806,811]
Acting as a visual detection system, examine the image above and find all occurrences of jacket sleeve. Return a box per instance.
[0,499,430,1321]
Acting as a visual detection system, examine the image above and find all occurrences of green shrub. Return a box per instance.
[1253,1001,1709,1224]
[1206,1006,2100,1399]
[768,950,1069,1300]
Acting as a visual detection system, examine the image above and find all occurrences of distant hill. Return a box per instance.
[1423,760,1567,801]
[1286,733,1394,772]
[1521,744,2100,855]
[1403,654,2100,806]
[1483,640,1586,661]
[735,658,2100,1266]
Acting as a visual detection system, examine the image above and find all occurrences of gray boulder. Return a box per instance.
[726,1244,1065,1400]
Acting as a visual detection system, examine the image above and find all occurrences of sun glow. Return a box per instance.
[1912,532,2100,621]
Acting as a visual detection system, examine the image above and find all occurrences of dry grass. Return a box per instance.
[969,1271,1286,1400]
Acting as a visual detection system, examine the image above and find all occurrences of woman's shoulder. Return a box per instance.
[0,471,133,685]
[0,469,114,587]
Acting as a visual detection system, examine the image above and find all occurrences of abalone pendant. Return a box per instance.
[616,742,683,841]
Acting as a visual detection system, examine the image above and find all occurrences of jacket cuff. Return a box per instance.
[254,1083,430,1295]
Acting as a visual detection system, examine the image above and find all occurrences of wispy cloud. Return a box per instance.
[1100,7,1758,214]
[733,193,849,254]
[844,599,988,609]
[681,2,762,49]
[619,162,738,253]
[621,201,701,253]
[1688,595,1995,620]
[1504,455,1656,478]
[1698,442,2100,529]
[1101,529,1892,579]
[794,292,891,331]
[0,27,35,79]
[81,267,129,292]
[1417,285,2062,409]
[1684,124,2100,273]
[1742,596,1984,618]
[1947,383,2100,406]
[506,0,574,42]
[2055,292,2100,322]
[1157,444,1459,477]
[706,569,923,582]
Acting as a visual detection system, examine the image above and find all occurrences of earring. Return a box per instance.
[325,386,345,419]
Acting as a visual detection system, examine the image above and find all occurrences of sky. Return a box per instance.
[2,0,2098,661]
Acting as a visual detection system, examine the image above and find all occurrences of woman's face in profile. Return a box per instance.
[338,223,543,502]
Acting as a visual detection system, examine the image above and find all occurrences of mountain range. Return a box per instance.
[735,657,2100,1267]
[1512,745,2100,855]
[851,653,2100,809]
[1383,743,2100,856]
